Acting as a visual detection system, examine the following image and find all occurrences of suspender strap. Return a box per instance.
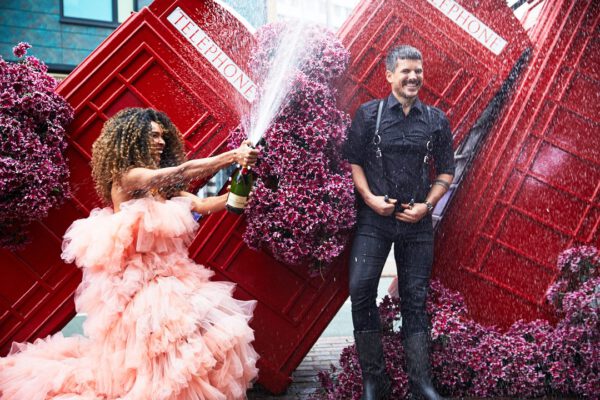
[411,105,434,205]
[373,100,385,158]
[372,100,389,198]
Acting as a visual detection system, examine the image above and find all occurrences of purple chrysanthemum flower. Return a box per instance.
[1,43,73,249]
[12,42,31,58]
[313,247,599,399]
[228,24,355,273]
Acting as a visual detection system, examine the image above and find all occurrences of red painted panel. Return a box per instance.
[562,72,600,122]
[544,106,599,164]
[434,0,600,327]
[579,35,600,81]
[578,205,600,244]
[514,176,588,234]
[497,211,571,266]
[481,245,555,302]
[531,142,599,200]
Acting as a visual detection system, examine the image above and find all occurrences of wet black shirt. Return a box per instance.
[345,94,455,212]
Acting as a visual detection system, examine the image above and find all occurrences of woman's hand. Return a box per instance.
[234,140,260,167]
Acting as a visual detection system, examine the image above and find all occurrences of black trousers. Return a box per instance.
[349,212,434,338]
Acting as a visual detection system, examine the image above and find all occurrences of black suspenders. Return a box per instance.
[372,100,434,205]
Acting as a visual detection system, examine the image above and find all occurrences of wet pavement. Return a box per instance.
[247,336,353,399]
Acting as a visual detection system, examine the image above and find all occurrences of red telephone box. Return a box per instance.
[432,0,600,328]
[0,0,349,393]
[2,0,595,394]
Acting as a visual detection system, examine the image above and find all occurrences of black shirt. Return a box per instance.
[345,94,455,209]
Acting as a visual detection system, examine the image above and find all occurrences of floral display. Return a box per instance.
[314,246,599,398]
[229,24,355,270]
[0,43,73,248]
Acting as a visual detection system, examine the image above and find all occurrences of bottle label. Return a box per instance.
[226,192,248,208]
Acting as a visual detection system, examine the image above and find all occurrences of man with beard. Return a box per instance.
[344,45,455,400]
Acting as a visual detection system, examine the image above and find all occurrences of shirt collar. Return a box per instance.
[387,93,424,114]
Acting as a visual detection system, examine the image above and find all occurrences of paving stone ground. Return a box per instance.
[247,336,353,399]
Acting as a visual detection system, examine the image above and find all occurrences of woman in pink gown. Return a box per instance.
[0,108,260,400]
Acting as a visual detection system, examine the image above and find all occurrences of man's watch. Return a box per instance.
[425,201,434,214]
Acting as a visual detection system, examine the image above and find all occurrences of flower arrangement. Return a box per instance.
[229,24,355,270]
[0,43,73,249]
[314,246,599,398]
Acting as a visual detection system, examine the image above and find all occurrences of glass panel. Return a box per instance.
[196,166,235,199]
[63,0,113,22]
[118,0,135,22]
[137,0,154,8]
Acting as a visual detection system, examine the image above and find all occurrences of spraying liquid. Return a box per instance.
[244,22,309,146]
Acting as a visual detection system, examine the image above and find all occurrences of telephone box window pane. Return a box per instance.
[137,0,153,8]
[63,0,113,22]
[118,1,135,22]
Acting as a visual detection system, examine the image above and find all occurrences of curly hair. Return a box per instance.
[91,108,187,204]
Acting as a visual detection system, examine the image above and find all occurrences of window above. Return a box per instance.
[60,0,138,28]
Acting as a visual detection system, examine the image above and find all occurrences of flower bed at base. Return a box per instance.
[313,246,599,399]
[229,24,355,273]
[0,43,73,249]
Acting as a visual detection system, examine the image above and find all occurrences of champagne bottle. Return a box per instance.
[226,165,254,214]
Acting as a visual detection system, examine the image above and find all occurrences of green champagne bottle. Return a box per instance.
[226,165,254,214]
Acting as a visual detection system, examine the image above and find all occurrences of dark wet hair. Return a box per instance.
[385,45,423,71]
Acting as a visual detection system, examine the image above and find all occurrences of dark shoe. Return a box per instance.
[354,330,392,400]
[403,333,445,400]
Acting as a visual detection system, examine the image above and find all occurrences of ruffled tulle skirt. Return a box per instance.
[0,197,258,400]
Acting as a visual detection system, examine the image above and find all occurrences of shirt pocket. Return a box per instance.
[382,132,426,154]
[404,129,431,147]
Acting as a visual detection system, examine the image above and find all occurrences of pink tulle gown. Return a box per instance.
[0,197,259,400]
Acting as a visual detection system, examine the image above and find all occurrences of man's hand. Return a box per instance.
[395,202,428,223]
[366,195,397,216]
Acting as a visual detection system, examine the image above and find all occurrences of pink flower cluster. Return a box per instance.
[0,43,73,248]
[229,24,355,271]
[315,246,599,398]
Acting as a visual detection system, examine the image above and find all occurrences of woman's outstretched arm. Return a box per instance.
[120,142,258,193]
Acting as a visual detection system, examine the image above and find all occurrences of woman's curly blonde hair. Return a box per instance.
[91,108,187,204]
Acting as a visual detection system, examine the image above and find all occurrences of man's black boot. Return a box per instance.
[403,333,445,400]
[354,330,392,400]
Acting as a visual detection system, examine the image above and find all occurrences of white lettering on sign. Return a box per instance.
[167,7,257,102]
[427,0,508,55]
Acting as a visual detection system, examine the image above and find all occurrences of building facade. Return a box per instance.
[0,0,267,75]
[0,0,155,74]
